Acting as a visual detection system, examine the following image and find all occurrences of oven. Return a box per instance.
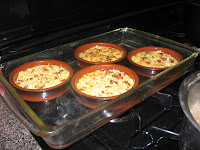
[0,0,199,150]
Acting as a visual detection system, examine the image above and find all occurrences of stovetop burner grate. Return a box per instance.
[91,85,183,150]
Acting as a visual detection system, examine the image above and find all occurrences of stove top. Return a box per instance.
[31,74,187,150]
[31,61,200,150]
[29,25,200,150]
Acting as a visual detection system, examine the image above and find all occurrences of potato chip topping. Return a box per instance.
[76,69,135,97]
[15,64,69,89]
[78,45,123,62]
[131,50,178,68]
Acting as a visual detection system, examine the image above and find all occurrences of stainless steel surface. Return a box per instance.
[179,71,200,150]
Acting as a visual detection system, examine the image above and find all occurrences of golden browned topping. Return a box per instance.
[131,50,178,68]
[76,69,135,97]
[78,45,123,62]
[15,64,69,89]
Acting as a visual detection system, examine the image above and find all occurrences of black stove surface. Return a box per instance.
[30,22,200,150]
[32,65,199,150]
[31,75,185,150]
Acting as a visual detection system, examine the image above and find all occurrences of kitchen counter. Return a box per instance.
[0,98,42,150]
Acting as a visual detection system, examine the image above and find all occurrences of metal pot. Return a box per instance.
[179,71,200,150]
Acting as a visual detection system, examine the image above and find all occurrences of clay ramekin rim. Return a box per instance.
[71,64,139,100]
[9,59,73,92]
[127,46,183,70]
[74,42,127,65]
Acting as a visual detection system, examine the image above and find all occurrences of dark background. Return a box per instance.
[0,0,183,30]
[0,0,185,46]
[0,0,187,62]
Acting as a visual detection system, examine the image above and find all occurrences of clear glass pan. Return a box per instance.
[0,28,198,149]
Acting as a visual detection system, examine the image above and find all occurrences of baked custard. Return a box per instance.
[78,45,123,62]
[15,64,70,89]
[131,50,178,68]
[76,69,135,97]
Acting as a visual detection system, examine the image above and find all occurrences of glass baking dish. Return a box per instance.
[0,28,198,149]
